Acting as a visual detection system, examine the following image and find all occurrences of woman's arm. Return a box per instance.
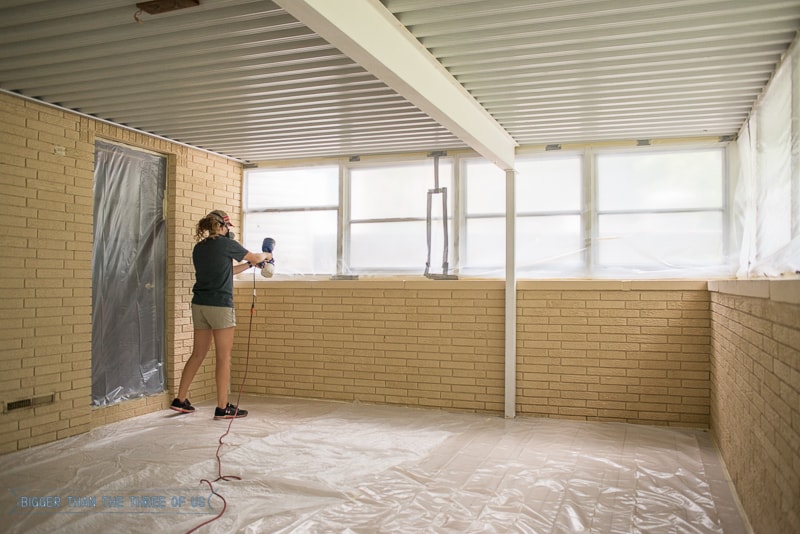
[243,251,271,265]
[233,261,252,275]
[233,251,272,274]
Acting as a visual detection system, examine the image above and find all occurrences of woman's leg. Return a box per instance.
[212,326,236,409]
[177,328,213,401]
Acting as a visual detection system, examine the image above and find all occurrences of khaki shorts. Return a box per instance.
[192,304,236,330]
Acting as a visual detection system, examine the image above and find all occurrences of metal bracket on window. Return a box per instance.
[424,152,458,280]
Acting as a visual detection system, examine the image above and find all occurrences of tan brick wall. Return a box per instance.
[0,94,94,452]
[0,92,243,453]
[232,280,507,413]
[709,279,800,534]
[231,279,711,425]
[516,280,711,427]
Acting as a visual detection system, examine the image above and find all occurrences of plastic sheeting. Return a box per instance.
[91,141,167,406]
[736,38,800,277]
[244,146,740,281]
[1,397,746,533]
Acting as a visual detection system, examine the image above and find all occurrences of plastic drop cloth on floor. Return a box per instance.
[1,397,746,533]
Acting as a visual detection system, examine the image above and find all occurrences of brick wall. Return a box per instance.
[516,281,711,426]
[0,94,94,452]
[709,279,800,534]
[232,281,507,412]
[0,92,243,452]
[231,279,712,425]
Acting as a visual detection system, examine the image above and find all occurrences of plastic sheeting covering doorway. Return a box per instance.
[1,397,747,533]
[91,140,167,406]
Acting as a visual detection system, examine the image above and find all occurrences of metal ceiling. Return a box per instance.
[1,0,798,163]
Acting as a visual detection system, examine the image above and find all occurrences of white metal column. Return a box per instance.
[504,168,517,418]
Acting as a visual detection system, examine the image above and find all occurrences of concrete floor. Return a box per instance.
[1,397,747,533]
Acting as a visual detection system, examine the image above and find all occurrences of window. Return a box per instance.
[462,159,505,275]
[516,155,584,276]
[348,160,453,273]
[244,166,338,275]
[243,145,730,278]
[596,149,726,272]
[461,155,584,277]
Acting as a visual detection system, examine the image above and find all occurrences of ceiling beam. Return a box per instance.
[274,0,517,170]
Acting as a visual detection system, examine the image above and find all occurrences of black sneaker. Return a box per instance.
[214,403,247,420]
[170,398,195,413]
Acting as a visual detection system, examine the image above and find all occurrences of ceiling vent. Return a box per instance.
[136,0,200,15]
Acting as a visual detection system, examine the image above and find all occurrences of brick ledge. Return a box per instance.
[707,278,800,304]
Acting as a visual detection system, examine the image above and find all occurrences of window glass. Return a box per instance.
[595,148,726,272]
[245,211,337,275]
[349,221,429,270]
[517,215,584,270]
[349,160,453,272]
[465,160,505,215]
[598,212,724,266]
[515,155,583,275]
[351,161,453,219]
[247,166,338,209]
[464,217,505,271]
[242,146,729,278]
[244,166,339,275]
[516,156,582,212]
[597,150,723,211]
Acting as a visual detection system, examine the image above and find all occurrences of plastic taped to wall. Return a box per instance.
[91,141,166,406]
[736,40,800,277]
[243,148,742,281]
[0,397,746,533]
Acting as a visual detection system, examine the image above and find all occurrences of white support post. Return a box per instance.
[504,168,517,419]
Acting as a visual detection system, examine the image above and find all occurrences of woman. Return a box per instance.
[170,210,271,419]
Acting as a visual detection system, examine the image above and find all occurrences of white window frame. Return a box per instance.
[243,142,732,279]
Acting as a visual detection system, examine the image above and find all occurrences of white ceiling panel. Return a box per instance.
[385,0,800,146]
[1,0,798,163]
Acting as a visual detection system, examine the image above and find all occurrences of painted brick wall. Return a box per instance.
[232,281,507,413]
[0,94,94,452]
[0,92,243,451]
[232,279,711,426]
[516,281,711,426]
[709,280,800,534]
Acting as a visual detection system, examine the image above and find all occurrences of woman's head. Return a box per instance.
[195,210,234,241]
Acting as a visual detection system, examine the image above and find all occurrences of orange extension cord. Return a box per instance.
[186,271,258,533]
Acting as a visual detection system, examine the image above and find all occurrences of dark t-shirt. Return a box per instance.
[192,236,249,308]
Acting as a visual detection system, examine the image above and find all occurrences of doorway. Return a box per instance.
[91,140,166,406]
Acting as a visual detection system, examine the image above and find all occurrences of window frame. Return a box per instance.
[590,145,729,273]
[243,164,340,276]
[344,156,456,275]
[243,142,732,279]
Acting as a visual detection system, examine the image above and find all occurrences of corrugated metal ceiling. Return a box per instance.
[389,0,800,145]
[1,0,798,163]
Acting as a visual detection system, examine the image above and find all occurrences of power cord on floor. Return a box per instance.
[186,269,258,533]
